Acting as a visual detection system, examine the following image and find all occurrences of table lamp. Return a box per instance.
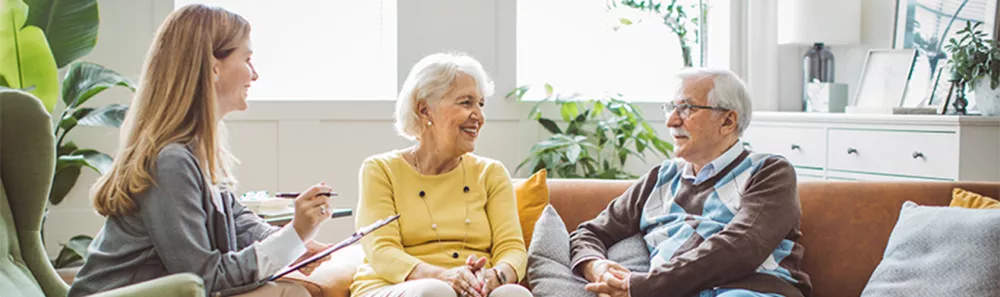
[778,0,861,111]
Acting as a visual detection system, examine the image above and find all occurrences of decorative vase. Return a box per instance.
[972,77,1000,116]
[801,43,835,111]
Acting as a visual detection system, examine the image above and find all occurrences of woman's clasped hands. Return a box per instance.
[437,255,509,297]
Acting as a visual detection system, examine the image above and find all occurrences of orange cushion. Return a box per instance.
[514,169,550,249]
[950,187,1000,209]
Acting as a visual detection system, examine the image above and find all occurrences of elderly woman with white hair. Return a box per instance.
[350,52,531,297]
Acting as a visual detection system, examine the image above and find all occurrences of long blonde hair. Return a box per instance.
[92,4,248,217]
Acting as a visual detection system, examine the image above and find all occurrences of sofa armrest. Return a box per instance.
[89,273,204,297]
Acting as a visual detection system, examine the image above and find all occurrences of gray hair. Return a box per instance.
[675,68,753,136]
[394,52,494,142]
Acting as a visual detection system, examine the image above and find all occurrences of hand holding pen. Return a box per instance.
[276,191,336,215]
[289,182,334,242]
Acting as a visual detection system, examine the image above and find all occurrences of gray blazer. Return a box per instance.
[68,143,278,297]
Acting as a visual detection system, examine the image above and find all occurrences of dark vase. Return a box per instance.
[802,43,835,111]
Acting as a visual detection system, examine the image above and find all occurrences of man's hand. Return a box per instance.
[582,259,629,283]
[293,240,331,276]
[584,269,631,297]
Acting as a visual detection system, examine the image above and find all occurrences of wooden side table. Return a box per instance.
[263,208,353,226]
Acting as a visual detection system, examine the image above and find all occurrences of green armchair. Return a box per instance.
[0,90,204,297]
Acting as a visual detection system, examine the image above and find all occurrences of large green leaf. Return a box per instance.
[58,107,92,134]
[57,141,78,156]
[62,61,134,108]
[51,235,92,268]
[25,0,99,68]
[566,144,582,164]
[58,149,112,174]
[49,165,79,205]
[50,149,110,205]
[559,102,579,122]
[64,234,92,259]
[77,103,126,127]
[538,118,562,134]
[0,0,59,112]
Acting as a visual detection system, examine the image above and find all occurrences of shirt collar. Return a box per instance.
[681,139,745,184]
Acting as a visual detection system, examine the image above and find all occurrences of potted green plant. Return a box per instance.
[944,21,1000,116]
[1,0,133,272]
[507,84,673,179]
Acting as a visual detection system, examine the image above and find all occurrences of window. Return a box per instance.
[174,0,397,100]
[516,0,732,102]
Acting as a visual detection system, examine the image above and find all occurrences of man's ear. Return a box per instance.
[721,111,738,134]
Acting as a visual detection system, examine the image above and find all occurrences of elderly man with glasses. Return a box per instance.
[569,68,812,297]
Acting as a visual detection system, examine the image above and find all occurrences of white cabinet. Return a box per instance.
[743,112,1000,182]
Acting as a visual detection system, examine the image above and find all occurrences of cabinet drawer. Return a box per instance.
[827,129,958,179]
[743,126,826,168]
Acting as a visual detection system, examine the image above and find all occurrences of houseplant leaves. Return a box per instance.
[0,0,59,111]
[25,0,99,68]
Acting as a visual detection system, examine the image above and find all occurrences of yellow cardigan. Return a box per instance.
[350,150,527,296]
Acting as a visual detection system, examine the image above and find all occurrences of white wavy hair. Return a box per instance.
[675,68,753,136]
[394,52,494,142]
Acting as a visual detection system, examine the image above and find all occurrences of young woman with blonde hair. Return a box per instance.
[68,4,332,297]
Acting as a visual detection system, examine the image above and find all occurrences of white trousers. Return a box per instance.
[361,279,533,297]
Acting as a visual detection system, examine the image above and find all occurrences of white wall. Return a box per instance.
[770,0,898,111]
[44,0,674,255]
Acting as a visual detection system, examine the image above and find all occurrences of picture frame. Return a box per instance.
[918,63,953,114]
[852,49,917,108]
[926,63,952,105]
[893,0,998,110]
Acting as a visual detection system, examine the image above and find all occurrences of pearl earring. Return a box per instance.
[427,121,432,127]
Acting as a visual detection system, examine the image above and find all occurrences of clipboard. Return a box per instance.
[268,214,400,281]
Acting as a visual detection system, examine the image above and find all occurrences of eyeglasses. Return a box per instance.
[662,102,730,119]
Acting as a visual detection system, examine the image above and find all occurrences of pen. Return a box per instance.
[274,192,337,198]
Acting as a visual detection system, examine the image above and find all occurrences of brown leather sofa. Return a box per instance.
[290,179,1000,297]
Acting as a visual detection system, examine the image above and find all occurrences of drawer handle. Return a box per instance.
[912,152,924,159]
[790,144,801,151]
[847,148,858,155]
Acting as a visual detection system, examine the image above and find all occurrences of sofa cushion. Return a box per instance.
[514,170,550,249]
[286,244,366,297]
[860,201,1000,296]
[950,187,1000,209]
[526,205,649,296]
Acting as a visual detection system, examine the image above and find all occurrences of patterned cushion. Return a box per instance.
[525,205,649,296]
[860,201,1000,296]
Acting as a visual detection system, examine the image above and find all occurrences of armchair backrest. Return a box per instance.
[0,90,67,297]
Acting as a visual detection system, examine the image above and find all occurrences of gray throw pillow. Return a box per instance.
[526,205,650,297]
[860,201,1000,297]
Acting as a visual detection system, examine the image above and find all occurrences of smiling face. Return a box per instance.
[419,73,486,156]
[214,38,258,117]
